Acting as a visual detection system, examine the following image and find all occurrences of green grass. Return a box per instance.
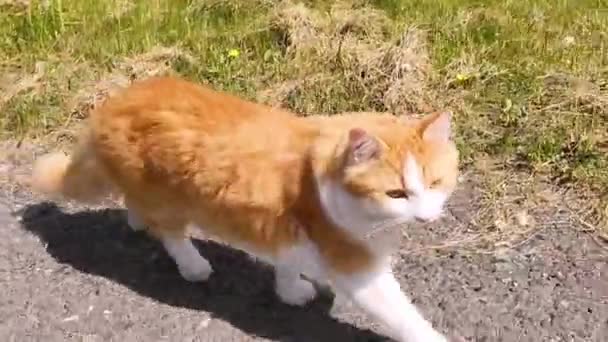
[1,0,607,229]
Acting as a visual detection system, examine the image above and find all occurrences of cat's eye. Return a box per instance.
[385,189,409,199]
[430,179,442,188]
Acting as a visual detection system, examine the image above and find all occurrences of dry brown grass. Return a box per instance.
[0,46,195,136]
[69,46,195,119]
[261,1,435,115]
[0,61,47,109]
[0,0,29,9]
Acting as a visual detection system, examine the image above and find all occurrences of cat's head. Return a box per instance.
[318,111,459,232]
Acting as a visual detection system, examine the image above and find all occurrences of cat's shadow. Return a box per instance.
[19,202,388,342]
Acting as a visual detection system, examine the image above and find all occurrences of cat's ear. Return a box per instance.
[418,111,452,142]
[346,128,381,166]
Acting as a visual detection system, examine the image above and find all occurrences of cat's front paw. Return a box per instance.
[177,257,213,282]
[276,277,318,306]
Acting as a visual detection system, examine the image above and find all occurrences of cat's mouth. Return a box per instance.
[414,210,444,223]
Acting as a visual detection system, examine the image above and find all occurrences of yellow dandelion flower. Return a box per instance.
[228,49,240,58]
[456,73,469,82]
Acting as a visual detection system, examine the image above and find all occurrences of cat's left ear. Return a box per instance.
[418,111,452,142]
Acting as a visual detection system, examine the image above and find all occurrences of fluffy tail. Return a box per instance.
[31,142,113,203]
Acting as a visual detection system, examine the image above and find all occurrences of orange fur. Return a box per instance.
[31,76,459,341]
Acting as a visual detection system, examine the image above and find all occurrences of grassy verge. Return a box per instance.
[1,0,607,239]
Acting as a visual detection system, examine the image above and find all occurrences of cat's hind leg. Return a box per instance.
[132,204,213,282]
[126,208,147,231]
[124,198,147,231]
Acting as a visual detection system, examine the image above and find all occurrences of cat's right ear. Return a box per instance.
[418,111,452,143]
[345,128,381,166]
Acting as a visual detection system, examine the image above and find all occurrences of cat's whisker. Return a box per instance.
[364,217,410,240]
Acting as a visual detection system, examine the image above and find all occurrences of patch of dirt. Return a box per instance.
[537,73,608,116]
[0,141,607,341]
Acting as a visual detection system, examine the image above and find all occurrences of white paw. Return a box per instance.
[162,238,213,282]
[276,277,317,306]
[126,210,146,231]
[177,257,213,282]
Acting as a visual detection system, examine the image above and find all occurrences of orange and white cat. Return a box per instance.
[31,76,459,342]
